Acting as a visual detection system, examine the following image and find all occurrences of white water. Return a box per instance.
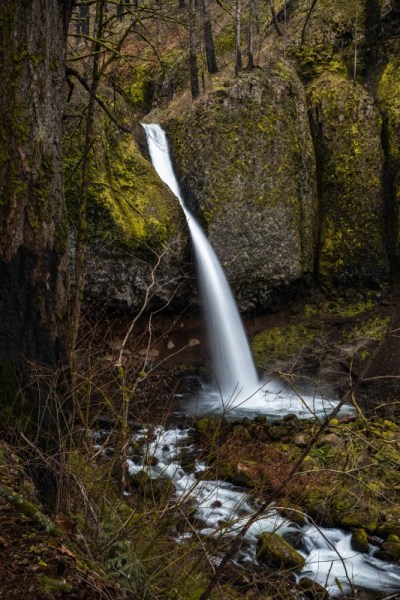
[143,123,259,401]
[123,426,400,597]
[142,123,355,420]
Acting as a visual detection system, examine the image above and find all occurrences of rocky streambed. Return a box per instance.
[93,409,400,599]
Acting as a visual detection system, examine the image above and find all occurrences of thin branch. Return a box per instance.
[66,66,131,133]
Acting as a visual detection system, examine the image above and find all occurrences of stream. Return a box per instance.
[94,417,400,598]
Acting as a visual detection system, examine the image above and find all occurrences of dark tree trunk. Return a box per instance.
[79,3,90,36]
[235,0,242,75]
[117,2,125,20]
[270,0,283,37]
[189,0,200,99]
[0,1,70,435]
[201,0,218,74]
[246,0,254,70]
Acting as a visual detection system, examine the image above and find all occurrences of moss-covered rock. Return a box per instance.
[164,60,318,311]
[65,119,190,311]
[308,72,388,285]
[257,532,306,571]
[351,528,369,553]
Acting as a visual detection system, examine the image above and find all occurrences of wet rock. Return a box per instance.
[283,414,300,426]
[256,532,306,571]
[376,508,400,538]
[379,541,400,561]
[279,501,308,527]
[126,471,174,500]
[282,530,305,551]
[351,528,369,553]
[165,62,317,312]
[308,72,388,286]
[230,462,256,487]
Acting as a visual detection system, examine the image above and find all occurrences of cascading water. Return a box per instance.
[142,123,259,401]
[142,123,355,420]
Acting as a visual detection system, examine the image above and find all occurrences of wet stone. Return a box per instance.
[351,528,369,553]
[256,532,305,571]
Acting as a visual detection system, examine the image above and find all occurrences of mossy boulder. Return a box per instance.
[65,121,190,311]
[257,532,306,571]
[308,72,388,285]
[165,60,318,311]
[351,528,369,553]
[378,541,400,561]
[126,470,174,500]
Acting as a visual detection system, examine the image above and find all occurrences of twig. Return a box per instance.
[66,66,131,133]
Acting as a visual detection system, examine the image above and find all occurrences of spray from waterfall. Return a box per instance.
[142,123,259,401]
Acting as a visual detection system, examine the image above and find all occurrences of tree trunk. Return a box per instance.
[0,0,70,438]
[246,0,254,70]
[201,0,218,74]
[270,0,283,37]
[189,0,200,99]
[79,3,90,36]
[235,0,242,75]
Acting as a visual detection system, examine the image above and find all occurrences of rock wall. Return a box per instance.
[165,62,318,311]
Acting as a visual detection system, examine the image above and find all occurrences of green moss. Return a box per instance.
[376,59,400,162]
[215,26,236,55]
[309,72,388,283]
[376,58,400,259]
[36,575,73,593]
[65,123,182,255]
[164,62,317,287]
[251,323,318,367]
[292,45,348,81]
[128,65,150,107]
[257,532,305,571]
[346,316,390,344]
[351,528,369,552]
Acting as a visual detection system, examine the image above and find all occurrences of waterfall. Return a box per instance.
[142,123,259,402]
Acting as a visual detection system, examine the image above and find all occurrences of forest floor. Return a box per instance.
[0,440,124,599]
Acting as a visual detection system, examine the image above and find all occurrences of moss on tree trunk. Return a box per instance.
[0,1,70,437]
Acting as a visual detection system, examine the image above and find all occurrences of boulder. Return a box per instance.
[165,61,318,312]
[256,532,306,571]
